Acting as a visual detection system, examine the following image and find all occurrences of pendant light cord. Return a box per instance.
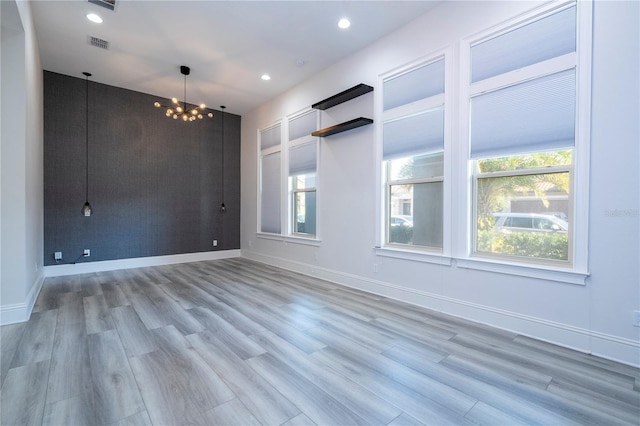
[219,106,227,214]
[85,73,90,202]
[221,106,225,202]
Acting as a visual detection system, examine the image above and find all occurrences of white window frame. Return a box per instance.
[287,108,320,240]
[375,48,453,264]
[455,0,592,283]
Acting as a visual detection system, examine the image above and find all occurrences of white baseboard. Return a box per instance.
[1,250,240,326]
[0,270,44,326]
[44,250,241,277]
[242,249,640,368]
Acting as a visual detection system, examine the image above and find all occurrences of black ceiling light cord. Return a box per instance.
[219,105,227,214]
[82,72,93,217]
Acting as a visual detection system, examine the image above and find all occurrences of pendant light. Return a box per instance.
[82,72,93,217]
[219,106,227,214]
[154,65,214,122]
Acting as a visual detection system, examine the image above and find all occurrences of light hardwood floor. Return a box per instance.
[1,258,638,425]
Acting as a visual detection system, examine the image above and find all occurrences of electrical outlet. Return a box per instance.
[373,263,379,273]
[213,240,218,247]
[54,251,62,261]
[633,310,640,327]
[83,249,91,257]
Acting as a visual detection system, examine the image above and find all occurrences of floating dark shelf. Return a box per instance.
[311,117,374,137]
[312,84,374,110]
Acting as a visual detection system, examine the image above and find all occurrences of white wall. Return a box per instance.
[0,0,44,324]
[241,1,640,366]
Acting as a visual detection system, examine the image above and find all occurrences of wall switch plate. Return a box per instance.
[213,240,218,247]
[54,251,62,260]
[633,310,640,327]
[84,249,91,257]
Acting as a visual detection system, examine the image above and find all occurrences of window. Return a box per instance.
[467,2,589,268]
[259,124,282,234]
[289,142,317,237]
[382,57,446,251]
[288,110,318,238]
[474,150,572,262]
[258,110,319,241]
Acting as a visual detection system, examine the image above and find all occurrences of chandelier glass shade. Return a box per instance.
[154,66,213,122]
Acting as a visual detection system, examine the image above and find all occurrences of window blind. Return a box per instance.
[470,69,575,158]
[260,152,281,233]
[383,58,445,111]
[289,112,316,141]
[383,107,444,161]
[260,124,281,150]
[471,6,576,83]
[289,142,317,176]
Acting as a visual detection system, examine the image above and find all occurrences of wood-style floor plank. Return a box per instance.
[251,330,403,425]
[42,396,95,426]
[110,305,158,358]
[2,258,637,426]
[118,280,170,330]
[188,306,266,360]
[100,282,131,308]
[203,398,262,426]
[0,360,49,426]
[10,309,58,368]
[281,413,318,426]
[247,352,370,425]
[84,294,115,334]
[0,322,26,386]
[105,410,153,426]
[187,330,301,426]
[311,347,476,426]
[150,325,236,411]
[46,322,94,410]
[88,330,146,424]
[387,413,427,426]
[57,291,85,326]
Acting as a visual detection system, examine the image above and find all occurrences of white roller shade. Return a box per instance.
[260,152,281,233]
[384,58,444,111]
[289,142,317,176]
[383,107,444,161]
[260,124,281,150]
[471,6,576,83]
[289,112,317,141]
[470,69,575,158]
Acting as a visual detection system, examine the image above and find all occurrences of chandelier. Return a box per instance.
[154,65,213,122]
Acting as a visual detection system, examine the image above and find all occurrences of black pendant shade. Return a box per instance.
[82,201,92,217]
[82,71,92,217]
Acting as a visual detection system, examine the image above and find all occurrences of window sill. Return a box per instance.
[375,246,452,266]
[256,233,321,247]
[374,246,589,285]
[455,257,589,285]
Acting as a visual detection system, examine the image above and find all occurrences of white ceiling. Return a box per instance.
[30,0,441,115]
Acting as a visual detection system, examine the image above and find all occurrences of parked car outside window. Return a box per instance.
[494,213,568,233]
[390,215,413,227]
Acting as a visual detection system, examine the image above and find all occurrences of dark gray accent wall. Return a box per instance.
[44,71,240,266]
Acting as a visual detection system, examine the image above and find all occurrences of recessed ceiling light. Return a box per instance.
[338,18,351,29]
[86,13,103,24]
[261,74,271,81]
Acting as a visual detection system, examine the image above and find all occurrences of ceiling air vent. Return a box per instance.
[88,36,110,50]
[88,0,116,11]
